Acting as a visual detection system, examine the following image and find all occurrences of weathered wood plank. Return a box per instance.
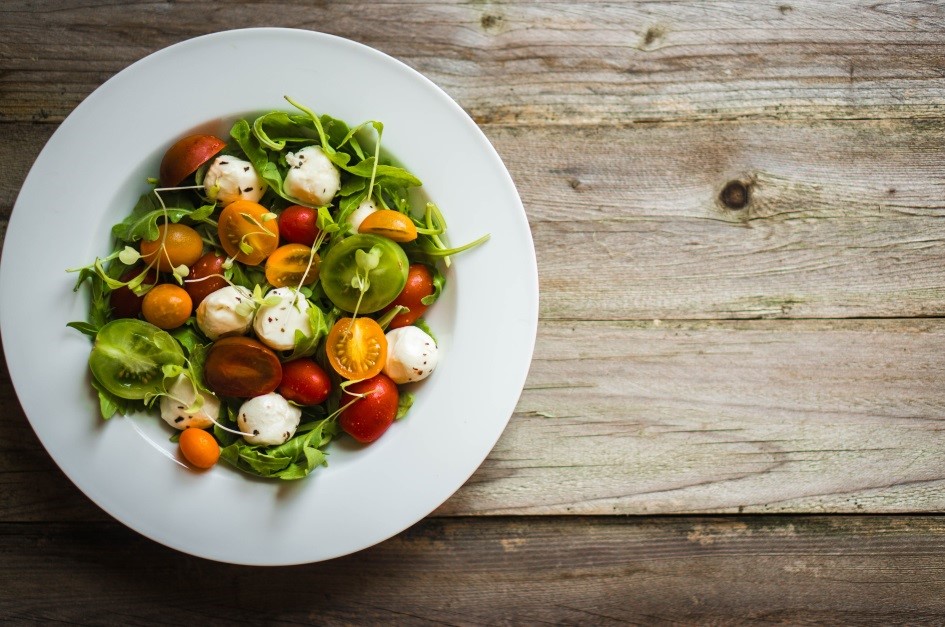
[445,318,945,515]
[1,516,944,623]
[1,1,944,124]
[5,320,945,521]
[6,117,945,320]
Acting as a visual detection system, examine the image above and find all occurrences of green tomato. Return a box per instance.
[89,319,185,400]
[320,234,409,313]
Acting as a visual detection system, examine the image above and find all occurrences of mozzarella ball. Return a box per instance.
[159,375,222,430]
[196,285,254,340]
[347,198,378,234]
[237,393,301,446]
[253,287,312,351]
[383,326,439,384]
[204,155,267,205]
[284,146,340,206]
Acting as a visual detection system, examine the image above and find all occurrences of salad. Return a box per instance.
[68,96,487,479]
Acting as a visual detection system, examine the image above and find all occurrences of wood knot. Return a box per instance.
[719,180,751,210]
[481,13,503,31]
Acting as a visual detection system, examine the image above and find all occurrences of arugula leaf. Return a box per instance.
[111,190,214,243]
[252,112,317,151]
[414,318,437,344]
[231,119,287,199]
[421,263,446,306]
[219,417,339,480]
[396,392,414,421]
[90,377,141,420]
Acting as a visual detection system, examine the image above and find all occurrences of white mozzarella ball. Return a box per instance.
[196,285,254,340]
[159,375,222,430]
[237,393,301,446]
[284,146,340,206]
[203,155,267,205]
[253,287,312,351]
[383,326,439,384]
[347,198,378,233]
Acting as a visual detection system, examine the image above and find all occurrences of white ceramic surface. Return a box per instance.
[0,28,537,565]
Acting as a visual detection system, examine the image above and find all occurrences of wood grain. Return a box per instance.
[1,516,944,623]
[5,118,945,320]
[5,320,945,521]
[1,1,944,125]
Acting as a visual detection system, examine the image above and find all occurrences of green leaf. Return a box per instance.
[396,392,414,421]
[90,378,140,420]
[421,263,446,306]
[218,417,339,480]
[110,190,207,243]
[284,300,333,360]
[413,318,437,344]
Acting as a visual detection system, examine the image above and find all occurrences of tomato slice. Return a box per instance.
[264,244,319,288]
[159,134,226,187]
[320,234,408,313]
[217,200,279,266]
[89,319,185,400]
[326,317,387,380]
[358,209,418,243]
[204,336,282,397]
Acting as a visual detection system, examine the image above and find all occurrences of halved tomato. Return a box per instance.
[326,317,387,380]
[159,134,226,186]
[265,244,319,288]
[217,200,279,266]
[204,336,282,397]
[358,209,418,243]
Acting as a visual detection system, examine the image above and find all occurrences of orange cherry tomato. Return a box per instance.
[141,284,193,329]
[139,223,204,273]
[217,200,279,266]
[326,317,387,380]
[204,336,282,397]
[386,264,435,329]
[264,244,320,288]
[159,134,226,186]
[358,210,418,243]
[178,427,220,469]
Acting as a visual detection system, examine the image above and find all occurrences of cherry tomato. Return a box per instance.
[339,374,399,443]
[140,223,204,273]
[141,284,193,330]
[358,209,418,243]
[386,264,435,329]
[278,205,320,246]
[326,317,387,380]
[185,252,229,306]
[265,244,319,288]
[279,359,331,405]
[320,234,408,313]
[159,134,226,186]
[217,200,279,266]
[178,427,220,469]
[109,268,158,319]
[204,336,282,397]
[89,319,185,400]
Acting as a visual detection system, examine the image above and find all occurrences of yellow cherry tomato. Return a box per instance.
[217,200,279,266]
[358,210,418,243]
[326,317,387,380]
[265,244,320,288]
[140,223,204,272]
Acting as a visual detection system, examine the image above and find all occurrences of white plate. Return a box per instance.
[0,28,537,565]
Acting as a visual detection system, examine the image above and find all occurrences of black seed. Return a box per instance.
[244,187,253,192]
[220,161,229,165]
[253,429,260,435]
[244,166,250,172]
[175,417,184,423]
[268,317,274,323]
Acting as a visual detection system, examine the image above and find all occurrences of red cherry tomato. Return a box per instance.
[159,134,226,186]
[185,252,229,306]
[109,268,158,319]
[339,374,399,443]
[279,359,331,405]
[386,264,434,329]
[279,205,320,246]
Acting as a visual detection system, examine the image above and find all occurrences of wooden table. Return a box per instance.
[3,1,945,622]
